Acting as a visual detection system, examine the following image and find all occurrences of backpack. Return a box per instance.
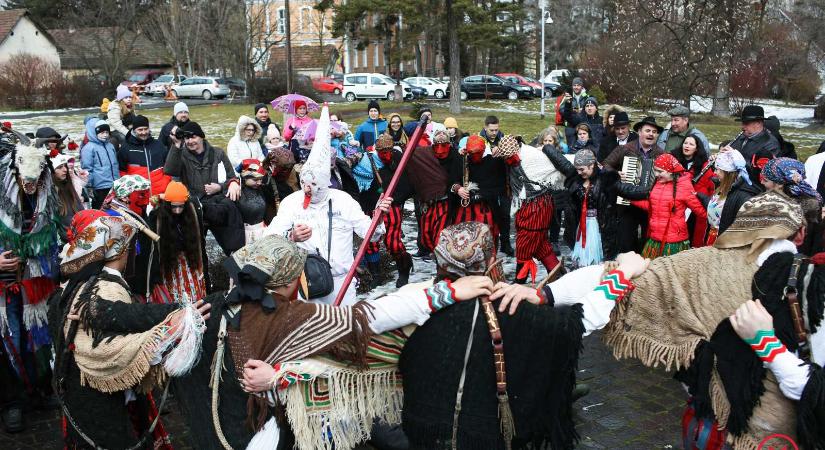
[554,96,565,126]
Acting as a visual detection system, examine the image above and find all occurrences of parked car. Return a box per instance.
[406,83,428,99]
[403,77,450,99]
[330,73,344,83]
[171,76,231,100]
[341,73,413,101]
[144,74,187,96]
[217,77,246,96]
[121,69,167,92]
[496,73,543,98]
[542,69,570,95]
[459,75,532,100]
[312,76,343,95]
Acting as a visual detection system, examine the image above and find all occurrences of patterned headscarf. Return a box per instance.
[434,222,494,279]
[375,133,395,151]
[224,235,307,310]
[761,157,822,203]
[59,210,137,275]
[111,174,150,199]
[714,190,804,261]
[715,150,752,186]
[653,153,685,174]
[573,149,596,167]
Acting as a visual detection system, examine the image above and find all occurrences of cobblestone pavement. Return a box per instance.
[0,329,686,449]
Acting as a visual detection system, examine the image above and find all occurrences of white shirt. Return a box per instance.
[804,152,825,190]
[265,189,385,276]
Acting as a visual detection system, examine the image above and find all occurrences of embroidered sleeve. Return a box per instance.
[594,270,634,302]
[550,267,634,337]
[425,280,457,312]
[746,329,811,400]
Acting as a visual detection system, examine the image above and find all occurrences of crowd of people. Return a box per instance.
[0,75,824,450]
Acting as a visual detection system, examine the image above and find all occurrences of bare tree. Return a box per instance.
[447,0,461,114]
[143,0,204,76]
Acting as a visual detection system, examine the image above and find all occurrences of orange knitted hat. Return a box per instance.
[163,181,190,203]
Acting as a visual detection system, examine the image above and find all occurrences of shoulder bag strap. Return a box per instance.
[328,199,333,261]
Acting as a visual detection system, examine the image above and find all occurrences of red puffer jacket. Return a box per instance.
[632,173,707,243]
[690,162,715,246]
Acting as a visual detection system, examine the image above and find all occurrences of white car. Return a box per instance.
[342,73,413,102]
[144,74,187,96]
[171,76,231,100]
[403,77,449,99]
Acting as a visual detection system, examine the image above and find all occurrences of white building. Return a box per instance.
[0,9,61,67]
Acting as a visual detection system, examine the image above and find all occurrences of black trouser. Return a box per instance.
[490,193,512,247]
[91,188,110,209]
[616,205,648,253]
[413,198,425,253]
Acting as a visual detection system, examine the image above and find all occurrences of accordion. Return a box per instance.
[617,156,654,205]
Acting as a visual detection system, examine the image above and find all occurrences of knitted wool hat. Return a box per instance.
[241,159,266,178]
[163,181,190,203]
[293,100,307,112]
[173,102,189,115]
[254,103,268,115]
[714,190,804,262]
[94,121,110,135]
[116,84,131,101]
[131,115,149,130]
[368,100,381,113]
[444,117,458,129]
[180,121,205,138]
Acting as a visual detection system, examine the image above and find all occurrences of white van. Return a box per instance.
[342,73,413,102]
[543,69,570,85]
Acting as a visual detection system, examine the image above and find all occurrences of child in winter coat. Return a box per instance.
[227,115,264,170]
[631,153,707,259]
[282,100,313,141]
[106,84,135,144]
[80,118,120,209]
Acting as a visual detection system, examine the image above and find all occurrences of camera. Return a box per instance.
[174,129,195,140]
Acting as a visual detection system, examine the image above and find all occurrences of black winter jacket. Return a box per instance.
[718,177,764,234]
[544,146,649,259]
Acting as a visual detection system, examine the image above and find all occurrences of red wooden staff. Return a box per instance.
[333,117,430,306]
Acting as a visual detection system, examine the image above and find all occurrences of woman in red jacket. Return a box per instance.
[631,153,707,259]
[671,135,715,247]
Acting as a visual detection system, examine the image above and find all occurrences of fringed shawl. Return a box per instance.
[68,274,175,393]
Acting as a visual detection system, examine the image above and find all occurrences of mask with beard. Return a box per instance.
[128,190,150,215]
[378,148,393,165]
[468,151,484,164]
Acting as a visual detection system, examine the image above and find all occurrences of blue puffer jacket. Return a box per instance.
[80,118,119,190]
[354,117,387,150]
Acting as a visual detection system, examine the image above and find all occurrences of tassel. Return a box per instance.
[161,300,206,376]
[516,260,538,284]
[498,393,516,450]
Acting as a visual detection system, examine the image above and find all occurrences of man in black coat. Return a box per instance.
[597,111,637,162]
[725,105,780,165]
[159,102,191,149]
[117,115,169,196]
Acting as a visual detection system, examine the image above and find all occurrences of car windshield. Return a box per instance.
[155,75,173,82]
[128,74,146,81]
[524,77,537,83]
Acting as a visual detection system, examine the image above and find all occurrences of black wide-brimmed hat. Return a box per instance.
[739,105,765,122]
[613,111,630,126]
[633,116,664,133]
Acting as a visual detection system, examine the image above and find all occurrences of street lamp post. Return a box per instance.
[539,3,552,120]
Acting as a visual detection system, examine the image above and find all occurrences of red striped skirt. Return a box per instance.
[515,194,555,262]
[381,204,406,255]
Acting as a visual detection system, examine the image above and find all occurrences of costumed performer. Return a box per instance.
[265,104,389,306]
[49,209,209,449]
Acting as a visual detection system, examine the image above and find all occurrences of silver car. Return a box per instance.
[171,76,231,100]
[145,74,187,96]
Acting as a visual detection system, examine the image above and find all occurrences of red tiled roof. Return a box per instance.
[268,44,337,70]
[0,9,26,45]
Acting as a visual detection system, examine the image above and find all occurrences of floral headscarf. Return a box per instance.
[434,222,494,279]
[761,157,822,204]
[59,210,137,275]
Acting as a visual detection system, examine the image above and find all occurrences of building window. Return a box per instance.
[362,48,368,69]
[277,8,285,34]
[300,7,312,33]
[373,45,379,69]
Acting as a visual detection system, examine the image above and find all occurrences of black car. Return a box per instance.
[217,77,247,95]
[406,84,428,100]
[459,75,533,100]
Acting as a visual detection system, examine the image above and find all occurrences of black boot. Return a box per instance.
[395,253,413,288]
[367,261,383,288]
[514,262,527,284]
[500,238,515,257]
[412,248,431,259]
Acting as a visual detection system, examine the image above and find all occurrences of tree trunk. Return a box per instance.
[711,70,731,117]
[415,42,423,76]
[447,0,461,114]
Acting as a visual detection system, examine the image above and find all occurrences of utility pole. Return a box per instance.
[285,0,294,93]
[539,2,551,120]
